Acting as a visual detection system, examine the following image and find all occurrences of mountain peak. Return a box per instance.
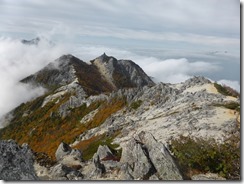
[21,37,40,45]
[94,52,116,63]
[21,37,55,46]
[58,54,75,60]
[101,52,108,58]
[21,54,154,95]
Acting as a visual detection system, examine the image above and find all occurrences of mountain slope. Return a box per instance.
[0,54,240,180]
[21,53,155,95]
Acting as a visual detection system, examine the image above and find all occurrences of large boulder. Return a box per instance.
[137,131,183,180]
[55,142,83,169]
[0,140,38,180]
[119,163,134,180]
[120,139,156,179]
[119,131,183,180]
[55,142,82,162]
[55,142,72,161]
[90,153,106,179]
[50,163,83,180]
[96,145,113,160]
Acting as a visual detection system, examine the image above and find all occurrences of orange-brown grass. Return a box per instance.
[0,95,126,160]
[85,98,126,129]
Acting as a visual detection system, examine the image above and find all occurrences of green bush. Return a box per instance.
[73,133,121,161]
[214,102,240,112]
[130,100,143,110]
[169,134,240,180]
[214,83,239,97]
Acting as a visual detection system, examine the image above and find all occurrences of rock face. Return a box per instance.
[120,131,182,180]
[137,131,183,180]
[50,163,83,180]
[96,145,114,160]
[55,142,83,165]
[91,153,106,178]
[76,131,182,180]
[92,53,155,89]
[21,53,155,95]
[55,142,73,161]
[0,140,38,180]
[120,138,155,180]
[34,142,83,180]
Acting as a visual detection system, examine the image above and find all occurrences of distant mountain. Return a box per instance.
[21,37,55,46]
[0,53,240,181]
[21,37,40,45]
[21,53,155,95]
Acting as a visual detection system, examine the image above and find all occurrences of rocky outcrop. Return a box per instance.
[92,53,155,89]
[96,145,114,160]
[55,142,73,161]
[137,131,183,180]
[77,131,183,180]
[120,131,183,180]
[21,55,77,89]
[50,163,83,180]
[21,53,154,96]
[180,76,211,90]
[55,142,83,164]
[0,140,38,180]
[91,153,106,178]
[34,142,83,180]
[120,138,156,180]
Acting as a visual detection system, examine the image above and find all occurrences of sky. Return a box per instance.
[0,0,241,122]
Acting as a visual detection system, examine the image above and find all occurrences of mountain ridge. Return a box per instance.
[21,53,155,95]
[0,53,240,180]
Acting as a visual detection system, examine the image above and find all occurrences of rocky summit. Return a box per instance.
[0,54,240,180]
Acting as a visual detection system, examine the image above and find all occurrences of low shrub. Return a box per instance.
[73,133,121,161]
[169,134,240,180]
[213,102,240,112]
[130,100,143,110]
[214,83,239,97]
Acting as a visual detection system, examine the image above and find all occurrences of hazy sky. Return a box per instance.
[0,0,240,50]
[0,0,241,120]
[0,0,240,81]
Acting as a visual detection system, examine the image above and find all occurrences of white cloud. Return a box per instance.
[217,79,240,92]
[0,37,66,123]
[70,45,221,84]
[136,57,221,84]
[0,36,237,126]
[0,0,239,53]
[74,26,239,48]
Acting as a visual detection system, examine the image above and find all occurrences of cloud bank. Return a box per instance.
[0,37,240,126]
[71,45,220,83]
[71,44,240,89]
[0,37,66,121]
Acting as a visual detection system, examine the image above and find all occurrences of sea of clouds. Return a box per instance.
[0,36,240,126]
